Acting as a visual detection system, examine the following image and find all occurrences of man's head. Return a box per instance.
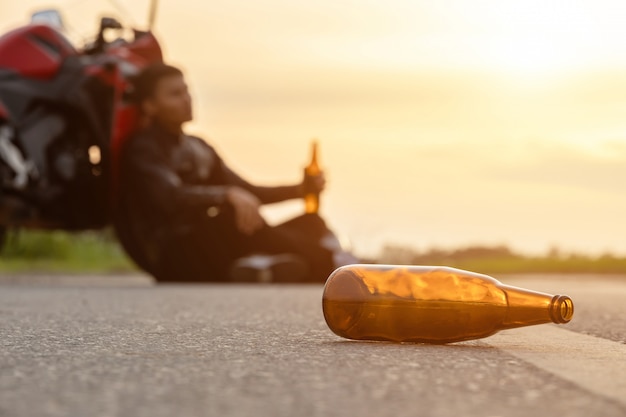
[132,64,193,129]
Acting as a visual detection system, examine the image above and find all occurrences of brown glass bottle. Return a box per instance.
[322,264,574,344]
[304,140,320,214]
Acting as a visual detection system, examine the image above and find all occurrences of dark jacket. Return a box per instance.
[118,124,302,252]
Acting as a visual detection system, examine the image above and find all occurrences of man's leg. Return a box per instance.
[153,210,345,283]
[240,214,337,282]
[155,231,234,282]
[154,209,244,282]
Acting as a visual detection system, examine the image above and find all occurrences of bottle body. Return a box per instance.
[322,264,573,344]
[304,140,320,214]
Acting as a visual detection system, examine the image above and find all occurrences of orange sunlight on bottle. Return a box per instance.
[322,264,574,344]
[304,140,320,214]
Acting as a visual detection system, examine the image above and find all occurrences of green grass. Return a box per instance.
[0,229,136,273]
[377,244,626,274]
[434,256,626,274]
[3,233,626,274]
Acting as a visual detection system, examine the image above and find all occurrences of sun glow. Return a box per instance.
[469,4,616,77]
[295,1,626,79]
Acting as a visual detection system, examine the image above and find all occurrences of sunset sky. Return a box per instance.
[4,0,626,256]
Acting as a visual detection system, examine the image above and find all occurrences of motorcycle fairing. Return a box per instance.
[0,24,77,80]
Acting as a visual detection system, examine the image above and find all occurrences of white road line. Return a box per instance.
[485,325,626,406]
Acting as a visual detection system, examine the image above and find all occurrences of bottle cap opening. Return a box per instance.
[550,295,574,324]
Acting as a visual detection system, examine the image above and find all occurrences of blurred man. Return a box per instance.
[117,64,355,282]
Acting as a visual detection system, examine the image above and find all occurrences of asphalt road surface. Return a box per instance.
[0,273,625,417]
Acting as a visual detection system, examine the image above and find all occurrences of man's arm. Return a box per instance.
[124,139,230,218]
[218,160,325,233]
[200,139,325,205]
[219,163,306,205]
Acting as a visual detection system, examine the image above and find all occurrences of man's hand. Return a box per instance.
[302,171,326,195]
[226,186,265,235]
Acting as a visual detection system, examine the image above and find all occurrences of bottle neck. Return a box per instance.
[307,141,319,172]
[499,284,574,329]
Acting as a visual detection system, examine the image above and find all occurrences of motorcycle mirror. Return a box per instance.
[148,0,159,31]
[100,17,123,31]
[31,9,65,31]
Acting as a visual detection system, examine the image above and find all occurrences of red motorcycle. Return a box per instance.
[0,8,162,258]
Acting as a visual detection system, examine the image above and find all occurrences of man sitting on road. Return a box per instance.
[116,64,356,282]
